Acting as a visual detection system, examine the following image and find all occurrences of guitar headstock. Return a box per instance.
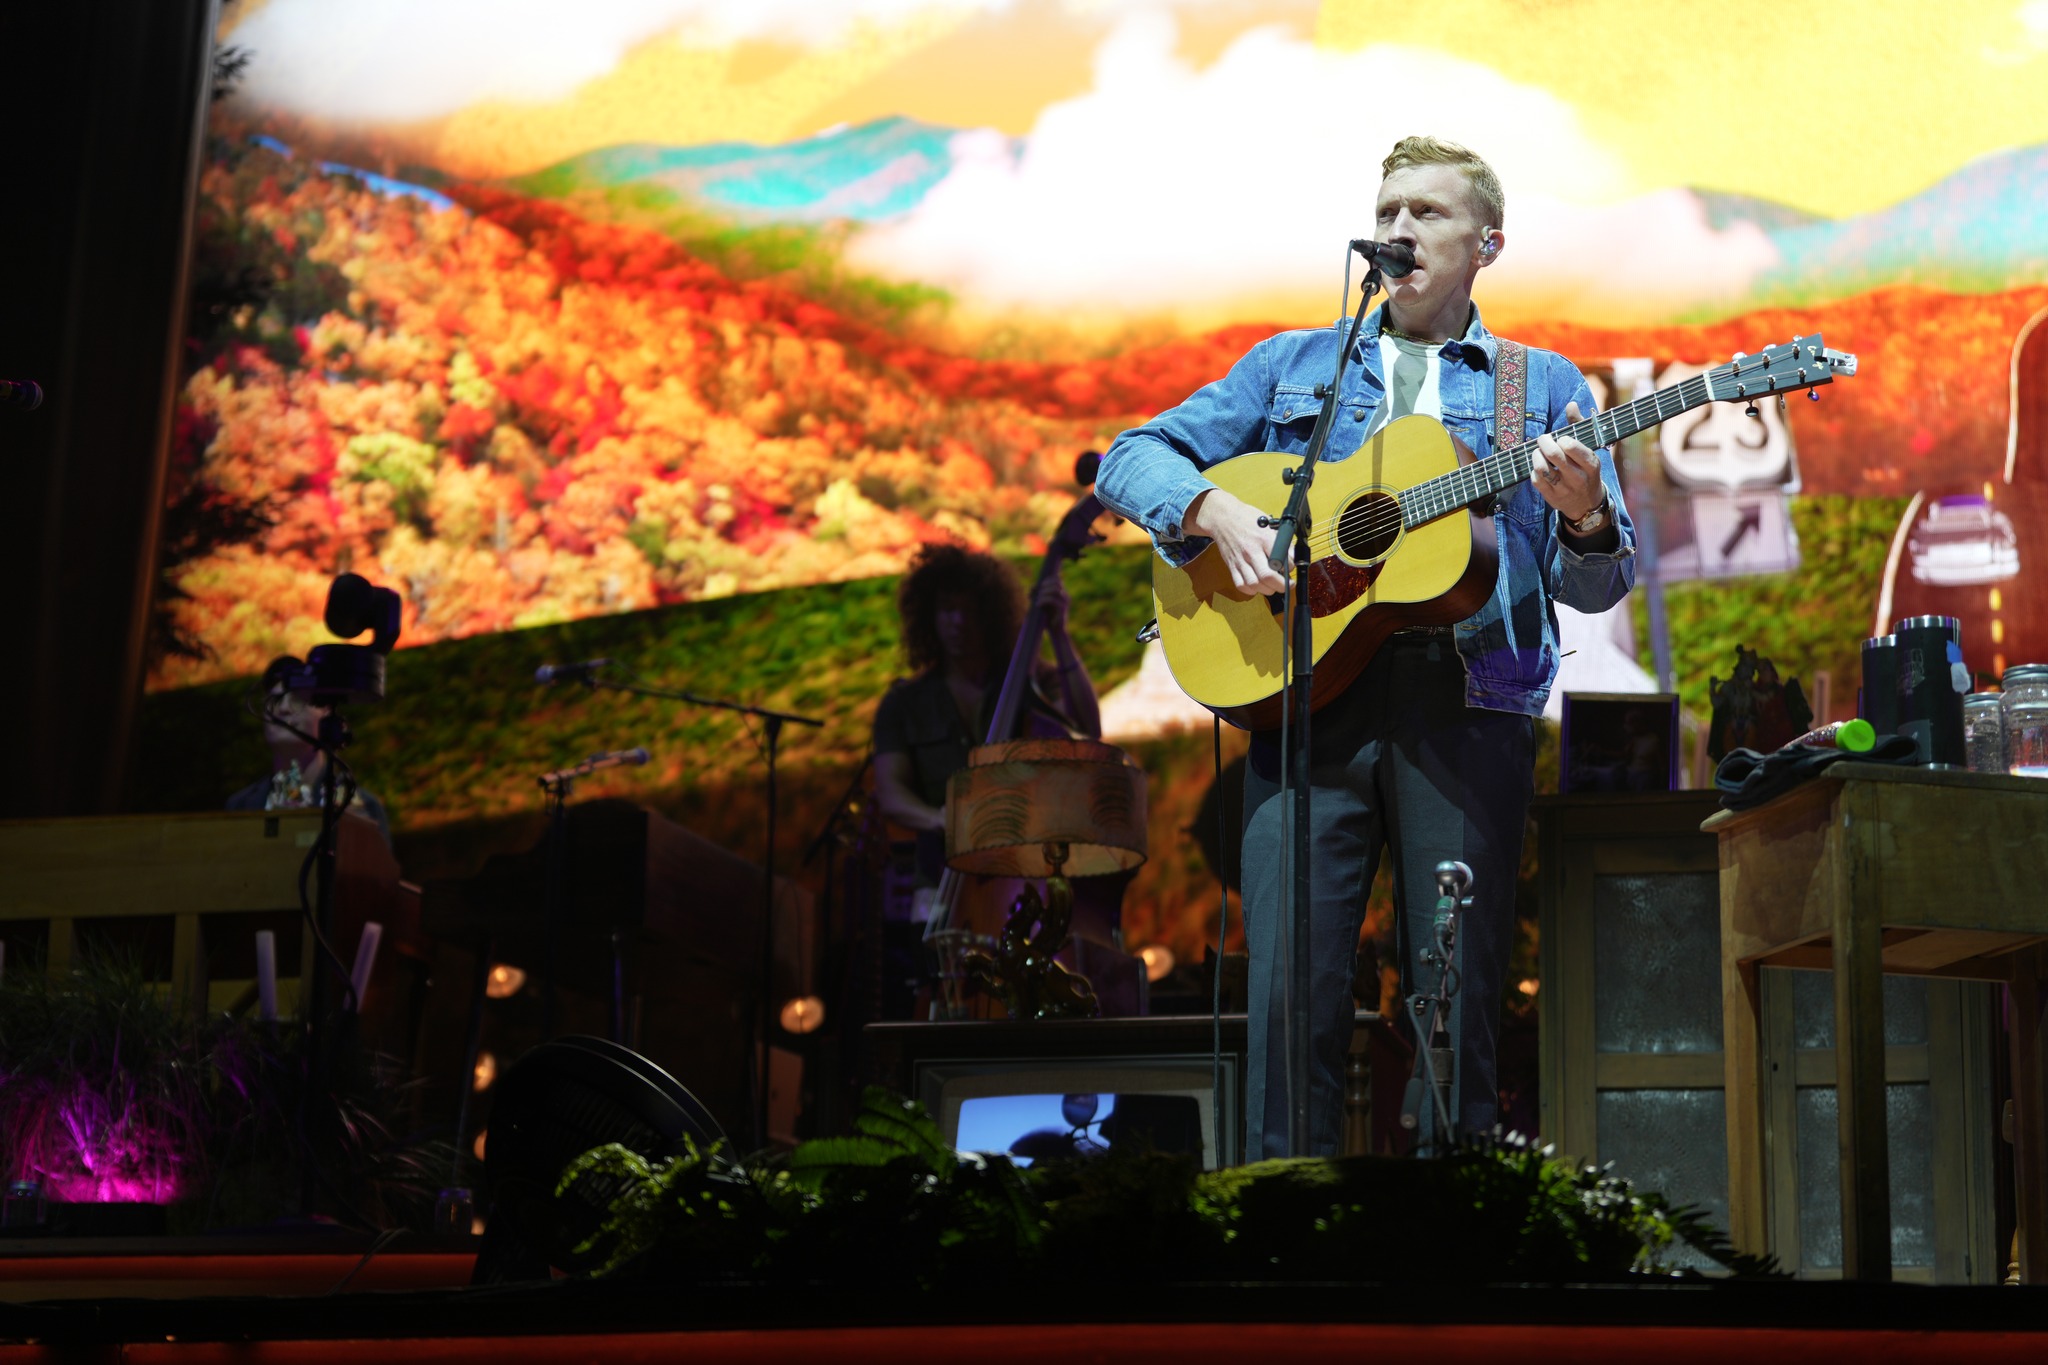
[1706,333,1859,405]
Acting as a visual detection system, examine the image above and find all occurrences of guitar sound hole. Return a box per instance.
[1334,493,1402,562]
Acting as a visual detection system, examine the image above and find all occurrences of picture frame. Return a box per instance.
[1559,692,1682,794]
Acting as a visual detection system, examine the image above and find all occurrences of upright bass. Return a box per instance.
[921,453,1113,941]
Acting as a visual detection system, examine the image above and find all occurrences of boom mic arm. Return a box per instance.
[538,747,650,787]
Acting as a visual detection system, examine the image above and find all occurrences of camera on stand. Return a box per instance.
[284,572,403,709]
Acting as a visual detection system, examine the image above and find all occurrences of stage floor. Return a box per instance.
[2,1270,2046,1363]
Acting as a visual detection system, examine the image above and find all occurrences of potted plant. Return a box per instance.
[0,952,263,1234]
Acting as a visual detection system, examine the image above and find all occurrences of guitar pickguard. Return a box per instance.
[1307,556,1385,617]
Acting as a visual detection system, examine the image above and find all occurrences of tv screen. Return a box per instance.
[955,1091,1213,1166]
[917,1058,1233,1169]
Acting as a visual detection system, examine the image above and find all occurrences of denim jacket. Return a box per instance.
[1097,303,1637,719]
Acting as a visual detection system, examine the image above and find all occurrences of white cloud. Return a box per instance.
[228,0,1310,124]
[1982,0,2048,63]
[233,0,698,123]
[847,13,1780,328]
[229,0,1230,124]
[230,0,1037,122]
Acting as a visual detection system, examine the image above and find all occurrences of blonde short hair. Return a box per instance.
[1381,135,1505,229]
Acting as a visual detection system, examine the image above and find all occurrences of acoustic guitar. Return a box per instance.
[1153,334,1860,728]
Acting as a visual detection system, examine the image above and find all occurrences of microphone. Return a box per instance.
[535,658,610,685]
[0,379,45,412]
[539,747,651,786]
[1349,239,1416,278]
[1431,860,1472,955]
[583,746,650,774]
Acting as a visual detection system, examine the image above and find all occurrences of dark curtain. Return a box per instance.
[0,0,219,816]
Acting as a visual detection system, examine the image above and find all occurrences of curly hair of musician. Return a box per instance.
[1381,134,1505,228]
[896,543,1023,680]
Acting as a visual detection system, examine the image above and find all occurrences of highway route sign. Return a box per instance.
[1681,490,1800,579]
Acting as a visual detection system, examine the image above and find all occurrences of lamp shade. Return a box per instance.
[945,738,1147,878]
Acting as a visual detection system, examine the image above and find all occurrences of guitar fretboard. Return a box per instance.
[1398,372,1720,527]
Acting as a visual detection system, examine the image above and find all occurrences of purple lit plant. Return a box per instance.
[0,952,266,1205]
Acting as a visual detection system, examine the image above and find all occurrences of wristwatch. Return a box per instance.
[1564,496,1611,537]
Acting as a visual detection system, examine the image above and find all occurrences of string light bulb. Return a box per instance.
[1137,944,1175,983]
[485,964,526,999]
[779,995,826,1035]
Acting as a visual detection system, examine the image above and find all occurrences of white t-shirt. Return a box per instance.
[1366,333,1444,437]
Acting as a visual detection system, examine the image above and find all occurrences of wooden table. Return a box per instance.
[1705,763,2048,1281]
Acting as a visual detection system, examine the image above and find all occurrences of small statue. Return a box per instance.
[962,877,1100,1021]
[1709,645,1814,759]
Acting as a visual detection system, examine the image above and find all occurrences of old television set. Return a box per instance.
[864,1011,1400,1169]
[927,1057,1233,1168]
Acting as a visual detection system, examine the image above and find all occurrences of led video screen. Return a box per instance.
[160,0,2048,689]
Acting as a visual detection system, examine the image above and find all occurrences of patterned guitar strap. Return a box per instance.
[1491,338,1528,513]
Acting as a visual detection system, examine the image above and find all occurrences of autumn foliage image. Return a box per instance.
[156,127,1282,688]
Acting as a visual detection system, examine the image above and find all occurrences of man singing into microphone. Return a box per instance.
[1096,136,1637,1157]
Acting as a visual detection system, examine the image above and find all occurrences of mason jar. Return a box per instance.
[2003,665,2048,778]
[1964,694,2007,774]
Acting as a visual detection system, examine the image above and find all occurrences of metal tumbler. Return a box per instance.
[1860,634,1899,735]
[1891,615,1968,767]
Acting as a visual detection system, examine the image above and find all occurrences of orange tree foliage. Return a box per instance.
[155,136,1272,688]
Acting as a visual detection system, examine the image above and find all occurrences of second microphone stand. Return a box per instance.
[1262,259,1384,1157]
[575,670,823,1152]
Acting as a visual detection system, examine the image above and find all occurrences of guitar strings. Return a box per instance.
[1299,386,1679,552]
[1284,369,1743,554]
[1300,442,1543,554]
[1292,366,1802,553]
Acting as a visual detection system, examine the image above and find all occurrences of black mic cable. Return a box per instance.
[1211,713,1229,1159]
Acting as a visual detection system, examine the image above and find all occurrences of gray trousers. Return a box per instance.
[1241,632,1534,1158]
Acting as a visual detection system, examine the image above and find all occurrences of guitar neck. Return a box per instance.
[1401,370,1721,526]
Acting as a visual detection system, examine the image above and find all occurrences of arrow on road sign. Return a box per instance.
[1719,504,1763,558]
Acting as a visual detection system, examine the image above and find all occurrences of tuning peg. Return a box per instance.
[1744,402,1760,419]
[1808,388,1819,401]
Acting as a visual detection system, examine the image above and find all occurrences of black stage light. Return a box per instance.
[472,1035,727,1284]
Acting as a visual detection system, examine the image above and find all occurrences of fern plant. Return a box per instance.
[555,1090,1777,1286]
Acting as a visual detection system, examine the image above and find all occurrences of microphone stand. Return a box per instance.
[1262,259,1384,1157]
[577,672,824,1152]
[302,709,352,1213]
[1401,861,1473,1153]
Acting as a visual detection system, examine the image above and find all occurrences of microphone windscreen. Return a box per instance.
[626,747,651,766]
